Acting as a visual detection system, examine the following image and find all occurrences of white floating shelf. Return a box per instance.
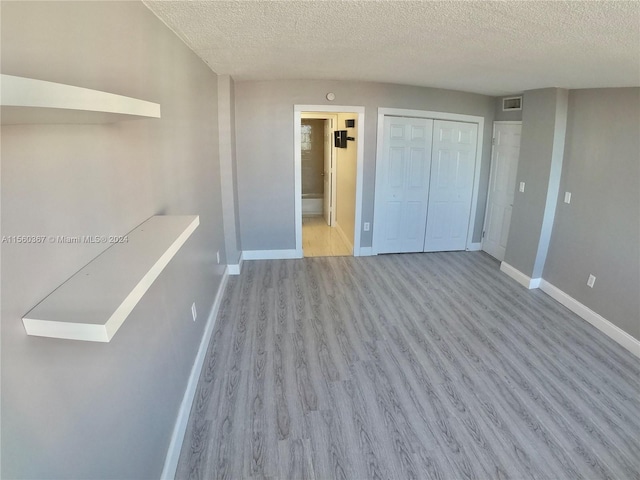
[23,215,199,342]
[1,74,161,124]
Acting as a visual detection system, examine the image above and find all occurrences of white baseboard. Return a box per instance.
[227,252,243,275]
[334,222,354,254]
[500,262,639,357]
[539,280,640,358]
[467,242,483,252]
[242,249,302,260]
[161,267,230,479]
[500,261,541,289]
[357,246,374,257]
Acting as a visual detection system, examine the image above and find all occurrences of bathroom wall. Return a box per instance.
[301,119,325,196]
[335,113,358,247]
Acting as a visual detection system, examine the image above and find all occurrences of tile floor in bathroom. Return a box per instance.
[302,215,352,257]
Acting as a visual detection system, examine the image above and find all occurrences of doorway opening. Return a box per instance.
[300,114,350,256]
[294,105,365,257]
[301,115,335,225]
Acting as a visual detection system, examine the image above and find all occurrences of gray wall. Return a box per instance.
[504,88,567,276]
[234,80,495,251]
[532,89,568,278]
[230,79,243,258]
[1,2,225,479]
[218,75,242,265]
[543,88,640,339]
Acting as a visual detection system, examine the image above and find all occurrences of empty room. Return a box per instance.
[1,1,639,479]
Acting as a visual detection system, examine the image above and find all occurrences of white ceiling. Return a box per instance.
[143,0,640,96]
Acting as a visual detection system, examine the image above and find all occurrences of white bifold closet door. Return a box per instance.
[375,117,434,253]
[374,117,478,254]
[423,120,478,251]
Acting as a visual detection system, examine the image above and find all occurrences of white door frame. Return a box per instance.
[294,105,366,256]
[481,120,522,254]
[373,107,485,254]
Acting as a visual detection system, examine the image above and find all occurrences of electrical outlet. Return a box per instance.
[519,182,525,193]
[216,250,220,264]
[191,302,197,321]
[364,222,370,232]
[564,192,572,204]
[587,274,596,288]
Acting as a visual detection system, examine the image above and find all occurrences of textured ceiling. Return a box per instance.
[143,0,640,96]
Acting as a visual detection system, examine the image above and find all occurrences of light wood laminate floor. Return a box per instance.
[302,216,352,257]
[176,252,640,480]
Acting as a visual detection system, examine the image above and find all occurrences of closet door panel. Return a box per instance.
[424,120,478,252]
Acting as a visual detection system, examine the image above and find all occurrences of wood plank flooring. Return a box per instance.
[176,252,640,480]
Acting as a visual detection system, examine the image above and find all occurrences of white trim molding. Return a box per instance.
[294,105,366,257]
[242,249,301,260]
[499,261,639,357]
[357,246,374,257]
[373,107,485,254]
[540,280,640,358]
[500,261,541,289]
[161,267,230,479]
[227,252,243,275]
[467,242,483,252]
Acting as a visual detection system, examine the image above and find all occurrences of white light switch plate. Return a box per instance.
[564,192,571,204]
[519,182,525,193]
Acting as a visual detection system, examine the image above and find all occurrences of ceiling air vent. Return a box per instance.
[502,96,522,111]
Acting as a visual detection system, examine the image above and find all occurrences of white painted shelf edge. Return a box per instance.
[1,74,161,123]
[23,215,199,342]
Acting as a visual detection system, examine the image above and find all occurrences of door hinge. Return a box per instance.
[482,230,485,238]
[491,137,495,145]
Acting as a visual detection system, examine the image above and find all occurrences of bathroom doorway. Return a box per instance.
[301,115,335,225]
[295,106,365,257]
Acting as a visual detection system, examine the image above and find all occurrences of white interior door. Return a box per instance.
[424,120,478,252]
[374,116,434,253]
[323,118,333,225]
[482,122,521,260]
